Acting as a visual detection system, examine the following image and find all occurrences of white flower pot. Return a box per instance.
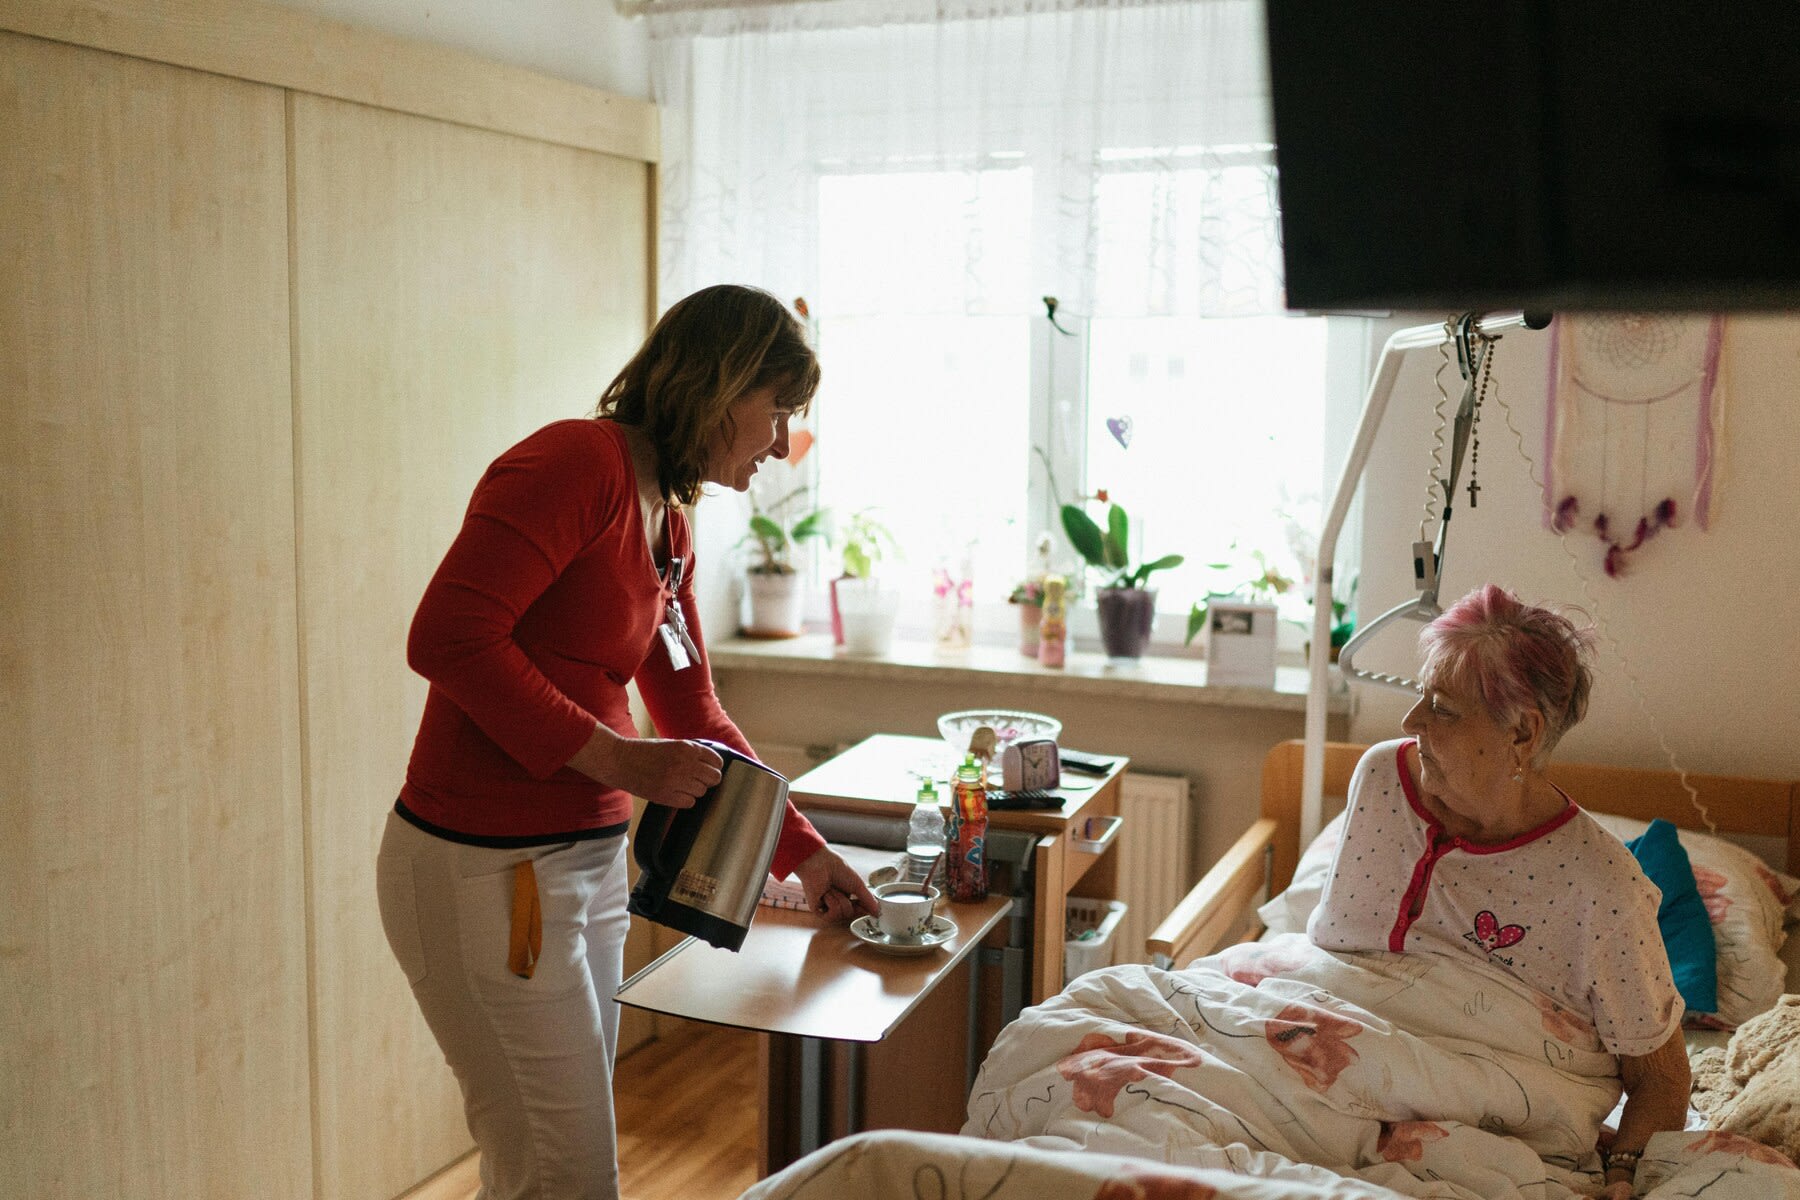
[835,577,901,657]
[744,571,806,638]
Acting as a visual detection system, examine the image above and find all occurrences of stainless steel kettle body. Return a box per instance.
[627,742,789,951]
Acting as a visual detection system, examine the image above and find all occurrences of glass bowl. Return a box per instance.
[937,709,1062,760]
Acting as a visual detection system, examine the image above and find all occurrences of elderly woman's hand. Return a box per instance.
[1575,1180,1633,1200]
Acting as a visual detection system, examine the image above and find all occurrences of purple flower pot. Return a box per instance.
[1096,587,1157,661]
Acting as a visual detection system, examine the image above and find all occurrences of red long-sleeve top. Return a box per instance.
[398,418,824,879]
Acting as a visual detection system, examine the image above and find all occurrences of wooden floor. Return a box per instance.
[402,1021,760,1200]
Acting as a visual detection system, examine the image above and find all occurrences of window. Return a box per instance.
[808,162,1337,651]
[651,0,1354,656]
[812,167,1034,635]
[1083,314,1327,616]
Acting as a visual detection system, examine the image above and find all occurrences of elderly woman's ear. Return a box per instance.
[1512,708,1546,774]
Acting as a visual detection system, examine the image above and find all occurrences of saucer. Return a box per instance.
[849,914,957,956]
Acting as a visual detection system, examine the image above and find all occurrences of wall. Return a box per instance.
[1348,314,1800,782]
[271,0,651,98]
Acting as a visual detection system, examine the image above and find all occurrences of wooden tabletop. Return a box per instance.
[787,733,1129,835]
[614,844,1014,1044]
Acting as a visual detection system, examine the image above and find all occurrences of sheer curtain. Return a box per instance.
[648,0,1297,644]
[647,0,1283,321]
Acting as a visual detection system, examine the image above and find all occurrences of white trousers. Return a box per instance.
[377,811,631,1200]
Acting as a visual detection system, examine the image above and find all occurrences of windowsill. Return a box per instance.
[710,633,1354,715]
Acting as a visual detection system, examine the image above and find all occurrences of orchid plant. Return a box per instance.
[1059,500,1184,590]
[1009,533,1056,607]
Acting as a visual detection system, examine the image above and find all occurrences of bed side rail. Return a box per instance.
[1146,818,1277,969]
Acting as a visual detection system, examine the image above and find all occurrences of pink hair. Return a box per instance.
[1419,585,1596,764]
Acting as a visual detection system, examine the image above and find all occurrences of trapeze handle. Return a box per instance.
[1335,595,1441,695]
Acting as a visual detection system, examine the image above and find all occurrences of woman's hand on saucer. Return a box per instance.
[566,725,721,808]
[793,847,879,923]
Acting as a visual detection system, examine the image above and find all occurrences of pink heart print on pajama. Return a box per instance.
[1466,910,1529,957]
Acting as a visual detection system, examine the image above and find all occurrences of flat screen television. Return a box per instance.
[1266,2,1800,313]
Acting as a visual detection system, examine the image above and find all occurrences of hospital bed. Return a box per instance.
[740,740,1800,1200]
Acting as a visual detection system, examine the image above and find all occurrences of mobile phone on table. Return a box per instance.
[1058,749,1116,776]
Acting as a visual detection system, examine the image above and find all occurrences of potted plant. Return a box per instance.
[830,508,902,655]
[1008,533,1056,656]
[739,484,829,637]
[1059,501,1183,661]
[1295,570,1359,665]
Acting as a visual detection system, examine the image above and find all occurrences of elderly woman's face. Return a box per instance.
[1401,674,1524,809]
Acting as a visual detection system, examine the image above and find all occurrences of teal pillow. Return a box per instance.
[1625,819,1719,1015]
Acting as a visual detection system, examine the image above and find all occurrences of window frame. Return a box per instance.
[771,152,1363,663]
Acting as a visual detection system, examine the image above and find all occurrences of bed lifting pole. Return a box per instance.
[1299,311,1550,846]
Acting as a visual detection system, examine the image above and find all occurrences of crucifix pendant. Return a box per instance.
[1467,476,1481,508]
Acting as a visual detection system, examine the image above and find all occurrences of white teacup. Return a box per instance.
[873,882,939,942]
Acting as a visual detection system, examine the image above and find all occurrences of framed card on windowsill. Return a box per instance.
[1204,599,1277,688]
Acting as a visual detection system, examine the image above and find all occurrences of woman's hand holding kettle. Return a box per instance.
[567,724,722,808]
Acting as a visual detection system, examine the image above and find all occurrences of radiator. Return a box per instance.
[1112,773,1193,965]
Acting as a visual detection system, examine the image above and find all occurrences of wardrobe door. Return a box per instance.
[0,31,310,1200]
[289,90,650,1199]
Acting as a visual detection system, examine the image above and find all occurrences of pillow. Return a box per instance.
[1624,818,1719,1014]
[1588,813,1798,1030]
[1256,809,1345,937]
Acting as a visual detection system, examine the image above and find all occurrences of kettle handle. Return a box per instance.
[632,801,676,876]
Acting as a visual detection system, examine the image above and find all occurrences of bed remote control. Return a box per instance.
[1058,749,1116,775]
[986,789,1066,811]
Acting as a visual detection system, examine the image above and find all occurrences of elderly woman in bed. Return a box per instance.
[1308,584,1689,1198]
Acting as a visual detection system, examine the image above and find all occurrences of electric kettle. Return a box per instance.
[627,741,789,951]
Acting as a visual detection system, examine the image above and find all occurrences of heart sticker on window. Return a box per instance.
[786,428,814,465]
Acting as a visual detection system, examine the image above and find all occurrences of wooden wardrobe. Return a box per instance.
[0,2,657,1196]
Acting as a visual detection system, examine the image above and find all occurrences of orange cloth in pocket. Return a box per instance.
[508,861,542,979]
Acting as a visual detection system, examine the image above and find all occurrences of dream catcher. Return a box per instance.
[1545,314,1727,576]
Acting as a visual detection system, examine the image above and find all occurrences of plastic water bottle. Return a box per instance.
[906,777,946,886]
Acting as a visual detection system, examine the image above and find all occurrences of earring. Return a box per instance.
[1512,766,1524,783]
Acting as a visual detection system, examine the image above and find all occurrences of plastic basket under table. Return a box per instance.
[1063,897,1128,985]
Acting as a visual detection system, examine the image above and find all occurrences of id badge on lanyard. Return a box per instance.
[658,556,700,672]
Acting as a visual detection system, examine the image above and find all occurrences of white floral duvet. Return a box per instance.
[953,935,1799,1200]
[743,936,1798,1200]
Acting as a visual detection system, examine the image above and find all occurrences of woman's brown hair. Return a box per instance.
[596,285,819,505]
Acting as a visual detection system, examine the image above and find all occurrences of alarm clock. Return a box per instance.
[1001,738,1061,792]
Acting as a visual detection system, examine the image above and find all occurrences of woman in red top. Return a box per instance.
[376,285,876,1200]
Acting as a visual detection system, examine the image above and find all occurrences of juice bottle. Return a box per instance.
[947,754,989,901]
[1039,574,1068,668]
